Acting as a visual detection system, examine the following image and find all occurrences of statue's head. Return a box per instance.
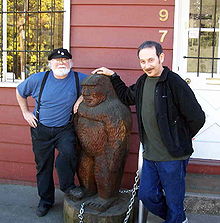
[81,74,115,107]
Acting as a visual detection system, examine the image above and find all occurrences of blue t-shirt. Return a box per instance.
[17,70,88,127]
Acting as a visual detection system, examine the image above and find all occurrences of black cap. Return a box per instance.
[48,48,72,60]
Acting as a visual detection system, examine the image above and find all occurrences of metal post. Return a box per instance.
[138,144,148,223]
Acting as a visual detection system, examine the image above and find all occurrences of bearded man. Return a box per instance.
[16,48,87,217]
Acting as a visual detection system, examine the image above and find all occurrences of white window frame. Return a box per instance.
[173,0,220,79]
[173,0,191,74]
[0,0,71,87]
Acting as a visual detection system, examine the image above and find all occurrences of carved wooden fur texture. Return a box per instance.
[74,74,132,211]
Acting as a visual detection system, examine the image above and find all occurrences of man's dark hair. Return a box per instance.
[137,41,163,58]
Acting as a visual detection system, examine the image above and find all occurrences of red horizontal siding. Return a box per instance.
[71,27,173,50]
[70,0,174,188]
[125,153,138,173]
[0,88,34,106]
[2,0,217,189]
[0,161,60,184]
[0,88,18,105]
[0,124,31,145]
[0,87,140,187]
[0,161,36,182]
[72,0,175,5]
[72,48,173,70]
[75,69,143,86]
[129,135,140,154]
[71,5,174,27]
[0,105,29,125]
[0,143,33,163]
[121,172,136,189]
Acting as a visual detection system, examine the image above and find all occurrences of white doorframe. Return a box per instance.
[63,0,71,50]
[173,0,190,74]
[172,0,220,160]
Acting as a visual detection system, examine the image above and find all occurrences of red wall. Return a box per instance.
[2,0,217,188]
[70,0,174,188]
[0,88,61,185]
[0,88,36,182]
[0,0,175,188]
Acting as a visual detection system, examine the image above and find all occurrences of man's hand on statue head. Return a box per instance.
[92,67,115,76]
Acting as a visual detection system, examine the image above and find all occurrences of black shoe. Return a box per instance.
[36,205,51,217]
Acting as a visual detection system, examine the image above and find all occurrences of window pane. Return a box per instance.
[189,0,201,29]
[200,32,216,58]
[2,0,64,80]
[200,58,215,73]
[187,0,220,75]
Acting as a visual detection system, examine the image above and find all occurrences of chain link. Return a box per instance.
[78,202,85,223]
[122,169,140,223]
[119,186,139,194]
[119,188,133,194]
[77,170,140,223]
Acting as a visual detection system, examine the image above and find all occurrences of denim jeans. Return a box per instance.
[31,122,77,207]
[138,159,189,223]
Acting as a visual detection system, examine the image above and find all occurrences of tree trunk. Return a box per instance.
[63,193,134,223]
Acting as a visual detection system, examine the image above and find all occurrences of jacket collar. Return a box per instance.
[142,66,170,82]
[158,66,170,82]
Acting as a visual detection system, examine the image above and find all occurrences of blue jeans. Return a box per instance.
[138,159,189,223]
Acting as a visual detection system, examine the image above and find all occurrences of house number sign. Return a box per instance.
[158,1,169,43]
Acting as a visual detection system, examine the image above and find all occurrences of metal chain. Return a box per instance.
[77,170,140,223]
[119,186,140,194]
[78,202,85,223]
[122,169,140,223]
[119,188,133,194]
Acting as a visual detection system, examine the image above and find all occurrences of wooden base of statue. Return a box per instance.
[63,193,134,223]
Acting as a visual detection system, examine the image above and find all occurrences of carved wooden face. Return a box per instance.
[82,83,107,107]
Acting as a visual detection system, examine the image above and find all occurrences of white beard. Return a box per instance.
[52,68,70,77]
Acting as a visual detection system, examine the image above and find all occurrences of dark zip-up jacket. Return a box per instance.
[110,66,205,157]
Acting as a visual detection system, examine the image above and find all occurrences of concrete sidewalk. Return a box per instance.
[0,183,63,223]
[0,183,220,223]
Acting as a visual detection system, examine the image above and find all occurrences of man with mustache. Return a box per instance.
[16,48,87,217]
[92,41,205,223]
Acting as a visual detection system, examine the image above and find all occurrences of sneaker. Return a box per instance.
[36,205,51,217]
[182,217,188,223]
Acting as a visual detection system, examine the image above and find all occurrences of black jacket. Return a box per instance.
[110,66,205,157]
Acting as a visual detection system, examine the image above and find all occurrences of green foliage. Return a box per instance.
[6,0,64,78]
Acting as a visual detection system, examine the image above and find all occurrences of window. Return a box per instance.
[173,0,220,160]
[186,0,220,77]
[0,0,70,84]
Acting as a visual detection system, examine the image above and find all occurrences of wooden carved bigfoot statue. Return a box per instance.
[73,74,132,212]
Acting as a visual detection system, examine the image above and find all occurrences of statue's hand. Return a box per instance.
[91,67,115,76]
